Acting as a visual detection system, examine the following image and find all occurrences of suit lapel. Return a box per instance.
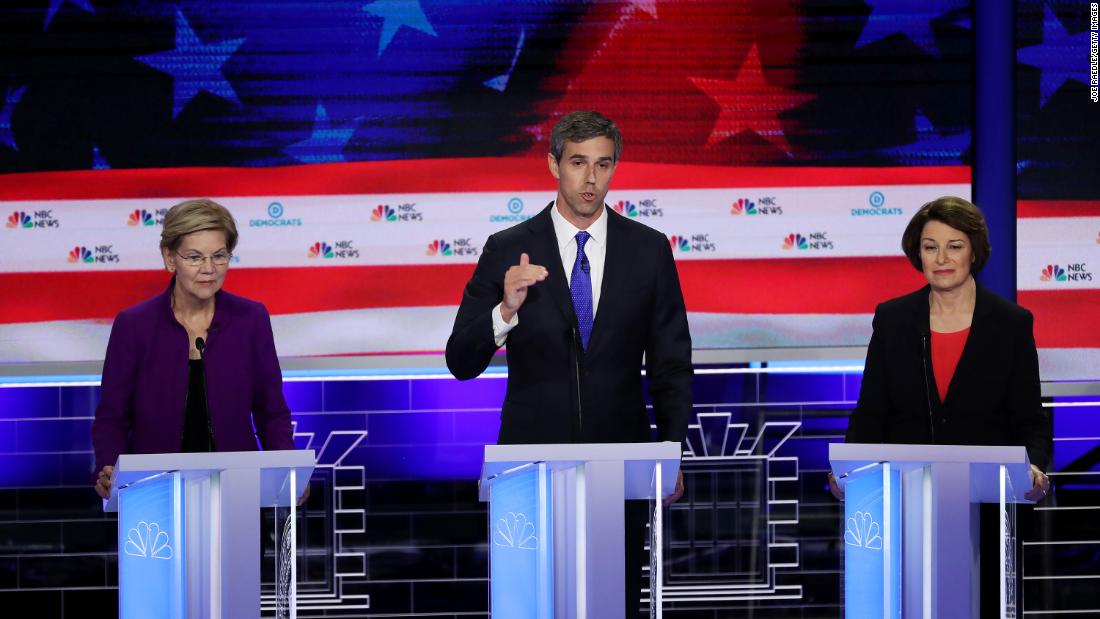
[589,207,626,352]
[942,284,994,406]
[529,203,576,327]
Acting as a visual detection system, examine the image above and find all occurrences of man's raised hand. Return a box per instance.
[501,252,548,322]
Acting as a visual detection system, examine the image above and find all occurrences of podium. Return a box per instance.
[104,450,315,619]
[479,442,681,619]
[829,443,1033,619]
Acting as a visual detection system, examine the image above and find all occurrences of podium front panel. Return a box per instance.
[119,473,185,619]
[843,463,901,619]
[489,464,553,619]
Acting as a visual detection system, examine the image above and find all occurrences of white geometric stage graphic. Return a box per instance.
[261,428,370,616]
[649,412,803,606]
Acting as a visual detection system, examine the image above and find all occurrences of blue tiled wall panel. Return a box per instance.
[282,381,323,413]
[17,419,93,453]
[409,377,506,410]
[322,380,410,412]
[59,386,100,418]
[761,372,847,404]
[0,387,59,420]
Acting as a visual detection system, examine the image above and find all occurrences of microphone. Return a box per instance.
[195,337,206,360]
[580,258,590,274]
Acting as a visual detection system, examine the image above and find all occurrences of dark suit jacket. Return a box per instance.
[845,283,1052,468]
[446,204,694,445]
[92,279,295,474]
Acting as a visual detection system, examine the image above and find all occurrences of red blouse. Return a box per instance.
[931,327,970,402]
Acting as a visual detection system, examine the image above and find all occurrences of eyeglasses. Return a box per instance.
[175,250,232,267]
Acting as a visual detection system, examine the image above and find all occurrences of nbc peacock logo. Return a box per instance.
[783,233,808,250]
[6,211,32,228]
[1040,265,1066,282]
[371,205,396,222]
[668,235,690,252]
[612,200,638,217]
[731,199,757,215]
[68,246,93,264]
[308,242,334,259]
[127,209,155,226]
[427,240,453,256]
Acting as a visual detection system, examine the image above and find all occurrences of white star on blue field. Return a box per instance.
[1017,5,1091,107]
[285,104,361,164]
[136,10,245,119]
[363,0,438,57]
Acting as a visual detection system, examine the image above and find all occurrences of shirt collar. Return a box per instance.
[550,200,607,251]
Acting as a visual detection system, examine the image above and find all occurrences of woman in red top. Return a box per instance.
[833,196,1051,502]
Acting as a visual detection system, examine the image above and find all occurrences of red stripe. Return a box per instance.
[1019,290,1100,348]
[1018,200,1100,218]
[0,257,926,324]
[0,160,970,200]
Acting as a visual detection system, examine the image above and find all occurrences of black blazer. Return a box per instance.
[846,283,1052,469]
[446,204,694,445]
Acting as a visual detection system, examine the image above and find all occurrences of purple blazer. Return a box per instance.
[92,279,294,474]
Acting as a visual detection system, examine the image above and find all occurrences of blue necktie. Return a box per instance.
[570,231,593,351]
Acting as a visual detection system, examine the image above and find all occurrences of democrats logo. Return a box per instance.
[731,196,782,216]
[427,238,479,257]
[6,211,31,228]
[6,209,60,229]
[68,244,120,264]
[373,202,422,222]
[127,209,155,226]
[668,234,717,253]
[309,240,358,259]
[1041,263,1092,282]
[490,198,531,223]
[250,202,302,227]
[783,232,833,251]
[850,191,903,216]
[612,199,663,218]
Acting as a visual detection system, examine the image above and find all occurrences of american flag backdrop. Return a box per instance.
[1014,0,1100,381]
[0,0,1010,368]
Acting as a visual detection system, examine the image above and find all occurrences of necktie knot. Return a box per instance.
[575,230,590,250]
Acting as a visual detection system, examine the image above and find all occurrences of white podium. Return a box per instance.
[104,449,315,619]
[479,442,681,619]
[829,443,1033,619]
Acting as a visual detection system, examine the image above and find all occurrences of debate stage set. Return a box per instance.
[1,1,1098,617]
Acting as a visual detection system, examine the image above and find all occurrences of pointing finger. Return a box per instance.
[519,252,530,266]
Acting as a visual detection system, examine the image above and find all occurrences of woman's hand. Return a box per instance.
[1024,464,1051,501]
[828,471,844,501]
[95,465,114,499]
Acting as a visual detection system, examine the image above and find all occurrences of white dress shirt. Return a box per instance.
[492,202,608,345]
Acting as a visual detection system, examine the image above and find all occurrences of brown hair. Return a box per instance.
[901,196,991,273]
[159,199,239,253]
[550,111,622,163]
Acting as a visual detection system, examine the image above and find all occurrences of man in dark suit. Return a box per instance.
[446,111,693,616]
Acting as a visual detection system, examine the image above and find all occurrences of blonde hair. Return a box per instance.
[160,199,239,253]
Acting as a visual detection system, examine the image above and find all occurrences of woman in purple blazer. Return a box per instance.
[92,199,299,500]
